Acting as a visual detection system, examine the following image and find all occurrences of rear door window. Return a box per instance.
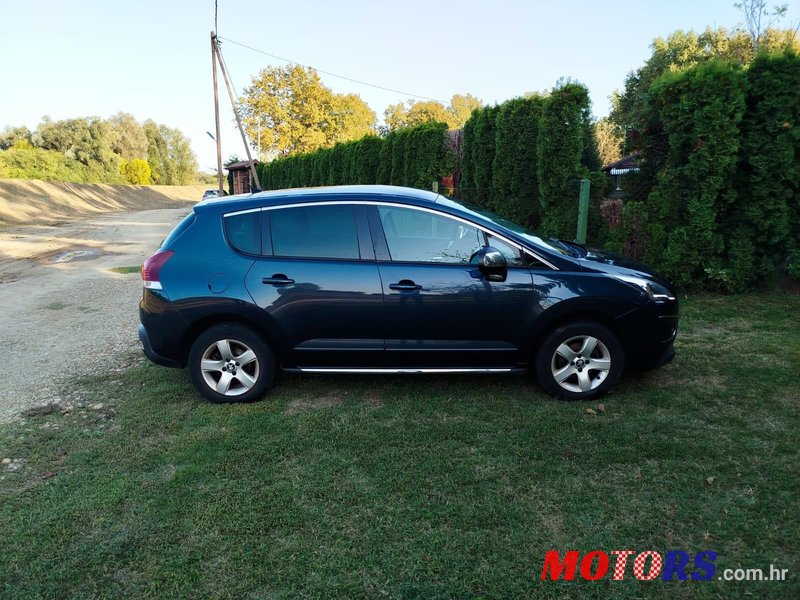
[269,204,360,260]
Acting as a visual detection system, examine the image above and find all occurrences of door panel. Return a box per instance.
[378,263,535,367]
[245,258,384,367]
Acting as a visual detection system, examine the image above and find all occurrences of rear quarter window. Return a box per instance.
[224,211,262,255]
[160,213,196,249]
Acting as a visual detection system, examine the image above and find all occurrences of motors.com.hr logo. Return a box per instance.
[541,550,790,582]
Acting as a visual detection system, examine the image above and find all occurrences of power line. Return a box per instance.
[217,36,445,103]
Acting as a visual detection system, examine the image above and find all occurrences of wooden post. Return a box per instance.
[576,178,590,244]
[214,40,262,192]
[211,32,224,196]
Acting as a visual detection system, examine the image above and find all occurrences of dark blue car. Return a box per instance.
[139,185,678,403]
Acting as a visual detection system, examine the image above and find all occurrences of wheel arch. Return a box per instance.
[524,299,628,362]
[179,312,287,366]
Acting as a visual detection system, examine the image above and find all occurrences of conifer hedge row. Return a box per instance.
[611,52,800,290]
[257,122,450,192]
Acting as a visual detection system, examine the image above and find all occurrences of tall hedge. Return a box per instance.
[491,96,544,227]
[644,61,747,289]
[255,123,451,193]
[537,83,592,238]
[459,114,477,201]
[472,106,498,208]
[735,51,800,279]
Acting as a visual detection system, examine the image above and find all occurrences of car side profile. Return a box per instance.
[139,185,678,403]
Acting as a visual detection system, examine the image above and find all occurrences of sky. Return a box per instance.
[2,0,797,172]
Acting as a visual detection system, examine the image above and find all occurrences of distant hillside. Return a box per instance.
[0,179,204,226]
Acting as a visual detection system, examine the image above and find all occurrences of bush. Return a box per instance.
[0,141,88,182]
[119,159,151,185]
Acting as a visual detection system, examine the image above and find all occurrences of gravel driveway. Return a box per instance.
[0,207,192,422]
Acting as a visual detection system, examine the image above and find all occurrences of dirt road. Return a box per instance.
[0,207,193,422]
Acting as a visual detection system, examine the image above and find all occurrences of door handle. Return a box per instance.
[262,274,295,285]
[389,280,422,291]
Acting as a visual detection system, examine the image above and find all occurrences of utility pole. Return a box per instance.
[213,38,262,192]
[211,31,224,195]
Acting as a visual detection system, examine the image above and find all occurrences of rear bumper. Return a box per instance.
[139,289,190,368]
[139,323,183,368]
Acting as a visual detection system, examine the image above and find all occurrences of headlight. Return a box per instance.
[613,274,676,300]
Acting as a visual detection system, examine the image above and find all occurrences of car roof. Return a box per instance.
[194,185,440,214]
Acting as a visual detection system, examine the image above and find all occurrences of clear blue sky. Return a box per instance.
[2,0,796,171]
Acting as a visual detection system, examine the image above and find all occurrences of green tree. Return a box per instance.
[471,106,498,207]
[119,158,152,184]
[240,65,377,157]
[734,51,800,279]
[0,126,32,150]
[491,96,544,226]
[611,27,799,151]
[643,61,747,289]
[537,83,591,238]
[109,112,148,161]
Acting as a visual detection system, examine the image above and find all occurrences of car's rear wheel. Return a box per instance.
[188,323,275,403]
[536,321,624,400]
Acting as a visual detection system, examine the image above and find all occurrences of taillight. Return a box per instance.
[141,250,174,290]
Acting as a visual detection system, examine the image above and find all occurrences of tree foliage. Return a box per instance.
[384,94,484,131]
[641,61,747,289]
[610,27,799,150]
[537,83,593,238]
[0,115,197,185]
[491,96,544,226]
[735,51,800,280]
[239,65,376,158]
[594,118,624,166]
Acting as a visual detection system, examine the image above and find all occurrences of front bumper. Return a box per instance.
[615,298,679,371]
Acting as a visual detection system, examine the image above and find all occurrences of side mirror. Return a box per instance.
[471,246,508,282]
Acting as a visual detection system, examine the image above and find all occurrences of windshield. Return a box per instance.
[435,195,574,256]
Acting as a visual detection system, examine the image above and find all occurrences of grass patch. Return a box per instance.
[1,295,798,598]
[109,265,141,274]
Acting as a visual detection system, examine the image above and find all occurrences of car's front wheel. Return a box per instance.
[188,323,275,403]
[536,321,624,400]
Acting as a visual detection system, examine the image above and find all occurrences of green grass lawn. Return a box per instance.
[1,295,798,599]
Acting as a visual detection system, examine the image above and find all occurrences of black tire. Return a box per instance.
[535,321,624,401]
[188,323,275,403]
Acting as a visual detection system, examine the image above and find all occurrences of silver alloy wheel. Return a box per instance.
[550,335,611,394]
[200,338,260,397]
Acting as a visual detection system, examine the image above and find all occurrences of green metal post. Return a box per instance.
[576,178,590,244]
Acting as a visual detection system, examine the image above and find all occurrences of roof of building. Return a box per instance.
[226,159,259,171]
[601,153,640,175]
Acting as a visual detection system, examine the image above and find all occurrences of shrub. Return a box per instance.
[119,158,151,185]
